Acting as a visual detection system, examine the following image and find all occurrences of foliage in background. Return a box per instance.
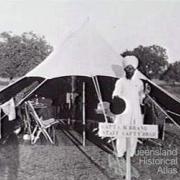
[0,31,53,79]
[160,61,180,83]
[121,45,169,79]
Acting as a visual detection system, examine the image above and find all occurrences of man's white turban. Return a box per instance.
[123,56,139,69]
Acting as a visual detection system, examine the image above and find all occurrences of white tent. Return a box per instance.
[26,22,124,79]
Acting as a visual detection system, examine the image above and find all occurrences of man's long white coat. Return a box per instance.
[112,71,145,157]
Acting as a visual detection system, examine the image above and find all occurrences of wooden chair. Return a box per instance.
[25,101,59,144]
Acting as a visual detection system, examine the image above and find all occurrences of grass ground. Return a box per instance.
[0,124,179,180]
[0,128,123,180]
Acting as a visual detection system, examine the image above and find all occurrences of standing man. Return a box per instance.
[112,56,145,158]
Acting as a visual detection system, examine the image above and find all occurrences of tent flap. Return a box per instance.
[0,77,44,104]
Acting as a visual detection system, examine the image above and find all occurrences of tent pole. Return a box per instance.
[92,76,123,177]
[82,82,86,147]
[92,76,108,123]
[147,95,180,129]
[94,76,108,122]
[126,137,131,180]
[17,79,47,106]
[162,118,166,141]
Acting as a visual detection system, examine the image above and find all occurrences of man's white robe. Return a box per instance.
[112,71,145,157]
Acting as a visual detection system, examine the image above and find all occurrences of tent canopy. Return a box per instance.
[26,22,124,79]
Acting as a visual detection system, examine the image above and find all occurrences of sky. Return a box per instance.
[0,0,180,63]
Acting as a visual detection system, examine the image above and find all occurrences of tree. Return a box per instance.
[121,45,169,79]
[161,61,180,83]
[0,32,53,79]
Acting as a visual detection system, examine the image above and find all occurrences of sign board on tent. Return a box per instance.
[98,123,158,139]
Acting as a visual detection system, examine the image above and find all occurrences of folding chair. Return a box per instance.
[25,101,59,144]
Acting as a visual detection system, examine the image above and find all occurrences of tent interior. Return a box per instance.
[25,76,117,120]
